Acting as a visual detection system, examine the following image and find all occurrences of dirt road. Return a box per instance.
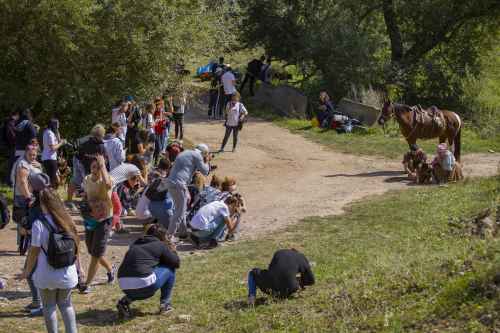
[184,102,500,238]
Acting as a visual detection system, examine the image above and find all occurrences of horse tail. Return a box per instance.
[454,124,462,162]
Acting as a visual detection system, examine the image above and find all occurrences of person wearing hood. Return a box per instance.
[116,224,180,318]
[15,109,38,159]
[157,144,211,242]
[42,118,67,188]
[247,249,315,306]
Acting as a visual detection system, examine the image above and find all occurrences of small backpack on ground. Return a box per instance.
[39,217,77,269]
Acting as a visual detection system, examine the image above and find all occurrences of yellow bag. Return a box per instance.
[311,117,320,128]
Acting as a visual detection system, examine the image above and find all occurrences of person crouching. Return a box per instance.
[116,224,180,318]
[189,196,242,248]
[432,143,463,184]
[247,249,315,306]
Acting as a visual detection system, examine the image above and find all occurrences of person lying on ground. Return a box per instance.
[432,143,463,185]
[189,196,242,248]
[17,188,80,332]
[79,155,115,294]
[247,249,315,306]
[402,144,428,181]
[116,224,180,318]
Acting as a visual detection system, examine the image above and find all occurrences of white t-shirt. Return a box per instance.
[135,192,152,220]
[42,129,58,161]
[112,107,127,139]
[221,71,237,95]
[142,113,154,134]
[190,201,230,231]
[226,102,248,127]
[31,215,78,290]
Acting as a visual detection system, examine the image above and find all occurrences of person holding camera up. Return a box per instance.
[157,144,211,243]
[42,118,67,188]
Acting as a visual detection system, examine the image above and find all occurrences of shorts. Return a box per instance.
[85,218,111,257]
[71,157,85,187]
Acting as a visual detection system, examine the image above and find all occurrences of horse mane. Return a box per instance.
[392,103,412,114]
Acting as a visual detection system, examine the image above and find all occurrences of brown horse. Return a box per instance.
[378,101,462,161]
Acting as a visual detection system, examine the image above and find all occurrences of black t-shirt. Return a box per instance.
[247,59,263,76]
[77,136,106,174]
[252,249,315,298]
[118,236,180,278]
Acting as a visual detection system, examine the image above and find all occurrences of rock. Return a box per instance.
[253,84,308,118]
[176,314,192,323]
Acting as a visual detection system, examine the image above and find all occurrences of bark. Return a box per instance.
[382,0,403,63]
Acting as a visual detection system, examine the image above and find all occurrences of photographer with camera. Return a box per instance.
[157,144,211,243]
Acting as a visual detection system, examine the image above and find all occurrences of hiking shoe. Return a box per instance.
[159,303,174,315]
[107,265,117,284]
[117,298,132,319]
[24,303,41,312]
[29,307,43,317]
[79,284,91,294]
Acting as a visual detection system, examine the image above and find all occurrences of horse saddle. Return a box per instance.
[411,105,445,129]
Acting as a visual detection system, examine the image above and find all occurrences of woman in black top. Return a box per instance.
[116,224,180,318]
[247,249,315,305]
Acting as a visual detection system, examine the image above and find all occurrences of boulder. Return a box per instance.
[337,98,381,127]
[252,83,308,118]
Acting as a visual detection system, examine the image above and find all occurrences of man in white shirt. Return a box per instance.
[221,67,237,114]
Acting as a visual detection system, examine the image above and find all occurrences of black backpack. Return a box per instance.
[39,217,77,269]
[145,178,168,202]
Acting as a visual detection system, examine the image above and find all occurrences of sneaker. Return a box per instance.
[24,303,41,313]
[29,306,43,317]
[79,284,91,294]
[107,265,116,284]
[116,298,132,319]
[159,303,173,315]
[169,235,180,244]
[248,296,256,307]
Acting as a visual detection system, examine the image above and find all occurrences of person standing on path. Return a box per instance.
[42,119,66,188]
[112,101,129,143]
[3,108,20,186]
[219,93,248,153]
[79,155,115,294]
[17,188,79,333]
[157,144,211,242]
[221,66,237,117]
[173,92,187,140]
[14,109,38,159]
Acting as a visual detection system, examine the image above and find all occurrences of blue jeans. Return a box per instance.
[124,266,176,305]
[149,199,173,229]
[248,270,257,297]
[191,216,226,241]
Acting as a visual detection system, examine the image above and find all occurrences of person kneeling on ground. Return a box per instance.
[189,196,242,248]
[402,144,428,181]
[432,143,463,184]
[247,249,315,306]
[116,224,180,318]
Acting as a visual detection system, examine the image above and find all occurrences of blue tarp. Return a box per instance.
[196,62,214,77]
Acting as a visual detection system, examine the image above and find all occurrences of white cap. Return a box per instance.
[195,143,209,154]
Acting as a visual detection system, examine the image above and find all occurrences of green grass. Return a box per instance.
[2,177,499,332]
[249,104,500,159]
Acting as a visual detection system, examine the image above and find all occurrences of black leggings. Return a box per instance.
[174,114,184,140]
[43,159,59,187]
[220,126,239,151]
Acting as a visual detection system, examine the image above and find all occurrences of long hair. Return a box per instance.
[39,189,80,254]
[47,118,61,142]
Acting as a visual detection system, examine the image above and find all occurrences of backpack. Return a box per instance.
[0,194,10,229]
[145,178,168,202]
[39,216,77,269]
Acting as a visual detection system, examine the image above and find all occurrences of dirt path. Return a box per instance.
[184,101,500,238]
[0,98,498,298]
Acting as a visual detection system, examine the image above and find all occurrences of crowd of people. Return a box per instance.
[0,72,317,333]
